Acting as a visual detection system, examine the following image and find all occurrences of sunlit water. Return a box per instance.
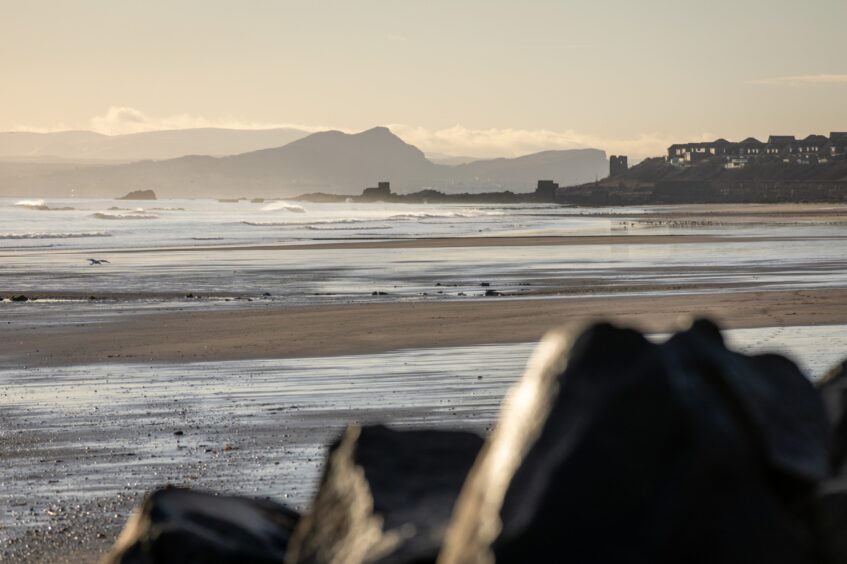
[3,198,847,306]
[0,197,614,249]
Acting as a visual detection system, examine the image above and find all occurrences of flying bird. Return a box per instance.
[88,258,110,265]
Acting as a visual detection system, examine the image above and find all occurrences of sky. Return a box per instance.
[3,0,846,158]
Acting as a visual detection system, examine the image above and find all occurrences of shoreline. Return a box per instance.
[91,233,832,254]
[3,287,846,368]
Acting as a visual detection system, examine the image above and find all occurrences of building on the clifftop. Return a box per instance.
[535,180,559,202]
[667,132,847,168]
[765,136,795,156]
[609,155,628,176]
[361,181,391,200]
[822,133,847,161]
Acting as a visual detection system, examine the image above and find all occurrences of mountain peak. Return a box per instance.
[357,126,393,136]
[0,125,610,198]
[285,126,417,154]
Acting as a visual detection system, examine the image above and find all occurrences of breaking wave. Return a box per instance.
[242,218,377,227]
[305,225,393,231]
[387,210,505,220]
[261,201,306,213]
[93,212,158,220]
[0,231,112,240]
[14,199,46,209]
[13,199,74,211]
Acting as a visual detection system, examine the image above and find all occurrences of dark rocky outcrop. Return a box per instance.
[560,156,847,205]
[285,425,483,564]
[102,488,299,564]
[818,491,847,563]
[440,319,830,564]
[818,358,847,474]
[816,356,847,563]
[117,189,157,201]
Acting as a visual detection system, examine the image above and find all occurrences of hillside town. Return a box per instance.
[668,132,847,168]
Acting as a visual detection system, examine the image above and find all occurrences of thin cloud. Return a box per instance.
[88,106,334,136]
[747,74,847,85]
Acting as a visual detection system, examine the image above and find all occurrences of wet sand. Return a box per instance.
[104,234,790,253]
[4,203,847,561]
[4,324,847,562]
[2,288,845,368]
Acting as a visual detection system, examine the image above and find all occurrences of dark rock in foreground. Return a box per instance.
[440,319,830,564]
[106,320,847,563]
[117,189,157,201]
[102,488,299,564]
[819,358,847,475]
[286,425,483,564]
[818,490,847,563]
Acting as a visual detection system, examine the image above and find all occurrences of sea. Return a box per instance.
[3,197,847,306]
[3,196,847,544]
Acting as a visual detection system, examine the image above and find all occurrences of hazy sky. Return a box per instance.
[3,0,846,158]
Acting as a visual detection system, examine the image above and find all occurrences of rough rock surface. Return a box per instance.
[286,425,483,564]
[117,189,157,201]
[102,487,299,564]
[819,358,847,474]
[439,319,830,564]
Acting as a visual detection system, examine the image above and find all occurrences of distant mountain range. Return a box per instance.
[0,126,608,198]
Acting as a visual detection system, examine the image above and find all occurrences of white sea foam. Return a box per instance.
[261,201,306,213]
[0,231,112,239]
[14,204,76,211]
[13,199,47,209]
[387,210,505,220]
[93,212,158,220]
[242,218,378,227]
[12,198,70,210]
[305,225,393,231]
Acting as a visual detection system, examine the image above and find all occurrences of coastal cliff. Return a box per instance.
[560,157,847,205]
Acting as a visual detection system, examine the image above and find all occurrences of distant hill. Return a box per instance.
[560,156,847,204]
[453,150,605,189]
[0,127,609,198]
[0,127,310,162]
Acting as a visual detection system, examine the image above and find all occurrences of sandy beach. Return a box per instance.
[102,233,797,253]
[3,202,847,562]
[2,287,846,368]
[4,2,847,558]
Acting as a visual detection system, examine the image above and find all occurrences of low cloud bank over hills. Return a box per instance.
[0,127,311,162]
[0,127,608,198]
